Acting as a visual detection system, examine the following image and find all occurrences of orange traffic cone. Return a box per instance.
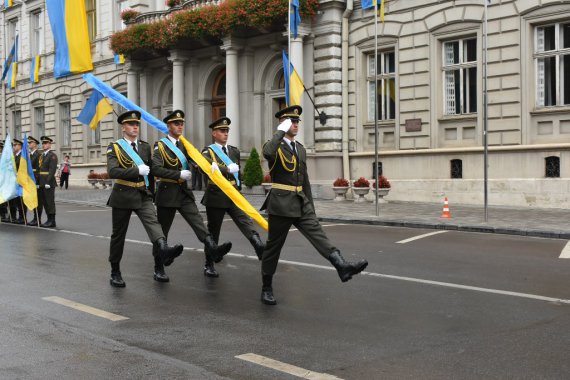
[441,197,451,218]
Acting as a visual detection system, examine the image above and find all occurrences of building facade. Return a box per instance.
[2,0,570,208]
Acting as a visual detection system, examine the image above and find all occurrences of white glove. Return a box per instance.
[277,119,292,133]
[45,184,51,189]
[36,185,39,189]
[180,170,191,180]
[138,164,150,176]
[227,163,239,174]
[211,162,220,174]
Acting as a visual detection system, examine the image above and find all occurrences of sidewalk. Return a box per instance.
[55,188,570,239]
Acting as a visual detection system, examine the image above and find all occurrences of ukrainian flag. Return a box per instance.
[0,134,19,204]
[4,0,13,8]
[77,90,113,130]
[7,62,17,89]
[114,54,125,65]
[46,0,93,78]
[16,134,38,210]
[362,0,385,22]
[1,36,17,81]
[282,51,304,106]
[30,55,41,83]
[290,0,301,39]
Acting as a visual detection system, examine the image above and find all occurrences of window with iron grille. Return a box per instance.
[545,156,560,177]
[443,38,477,115]
[450,159,463,179]
[367,50,396,121]
[535,23,570,106]
[60,102,71,146]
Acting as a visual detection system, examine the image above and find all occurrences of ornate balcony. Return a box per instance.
[129,0,224,25]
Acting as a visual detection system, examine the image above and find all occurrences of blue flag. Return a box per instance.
[1,35,18,81]
[291,0,301,39]
[0,134,19,203]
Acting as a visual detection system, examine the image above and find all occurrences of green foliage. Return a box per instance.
[243,147,264,187]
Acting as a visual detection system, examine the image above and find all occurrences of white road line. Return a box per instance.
[236,353,342,380]
[29,228,570,305]
[66,209,109,213]
[290,223,349,232]
[42,296,129,321]
[396,230,449,244]
[560,241,570,259]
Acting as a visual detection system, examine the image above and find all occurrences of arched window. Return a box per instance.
[212,69,226,121]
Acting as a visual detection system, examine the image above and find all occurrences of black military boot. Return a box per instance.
[13,217,24,225]
[110,263,126,288]
[203,255,219,278]
[328,250,368,282]
[203,235,232,263]
[155,237,183,267]
[153,254,169,283]
[250,232,265,261]
[27,217,38,226]
[40,214,56,228]
[261,275,276,305]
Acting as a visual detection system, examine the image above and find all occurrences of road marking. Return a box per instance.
[42,296,129,321]
[236,353,342,380]
[396,230,448,244]
[560,241,570,259]
[290,223,349,232]
[66,209,109,213]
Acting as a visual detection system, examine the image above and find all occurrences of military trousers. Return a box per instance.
[109,197,164,264]
[206,203,257,244]
[9,197,27,220]
[157,197,209,242]
[261,210,336,277]
[38,187,56,215]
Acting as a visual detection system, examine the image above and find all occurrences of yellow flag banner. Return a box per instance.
[179,136,268,231]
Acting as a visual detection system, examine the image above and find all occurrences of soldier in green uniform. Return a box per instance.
[201,117,265,277]
[37,136,58,228]
[0,141,7,222]
[152,110,232,281]
[26,136,41,226]
[259,105,368,305]
[106,110,184,287]
[8,138,26,224]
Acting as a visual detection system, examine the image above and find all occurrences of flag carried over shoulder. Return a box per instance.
[282,51,304,106]
[16,133,38,210]
[46,0,93,78]
[362,0,385,22]
[77,89,113,130]
[0,134,20,204]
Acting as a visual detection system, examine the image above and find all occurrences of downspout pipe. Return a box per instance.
[341,0,353,181]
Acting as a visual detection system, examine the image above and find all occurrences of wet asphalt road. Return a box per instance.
[1,202,569,379]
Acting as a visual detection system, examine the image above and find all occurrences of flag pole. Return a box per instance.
[483,0,489,222]
[288,0,292,95]
[20,197,27,225]
[374,3,379,216]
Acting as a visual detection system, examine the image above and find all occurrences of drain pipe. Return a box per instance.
[341,0,353,180]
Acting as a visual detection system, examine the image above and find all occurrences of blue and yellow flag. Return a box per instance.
[77,90,114,130]
[46,0,93,78]
[30,55,41,84]
[4,0,13,8]
[362,0,385,22]
[16,133,38,210]
[282,51,304,106]
[6,62,17,89]
[114,54,125,65]
[1,35,17,81]
[290,0,301,38]
[0,134,19,204]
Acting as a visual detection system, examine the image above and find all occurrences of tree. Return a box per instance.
[243,147,264,187]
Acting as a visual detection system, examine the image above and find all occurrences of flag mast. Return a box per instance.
[374,2,380,216]
[483,0,489,221]
[288,0,292,103]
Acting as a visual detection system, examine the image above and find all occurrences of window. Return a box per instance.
[450,159,463,179]
[85,0,97,42]
[443,38,477,115]
[60,102,72,146]
[535,23,570,106]
[212,70,226,121]
[545,156,560,177]
[117,0,129,30]
[30,11,43,56]
[13,110,22,139]
[90,124,101,145]
[7,19,18,58]
[367,50,396,121]
[34,106,45,137]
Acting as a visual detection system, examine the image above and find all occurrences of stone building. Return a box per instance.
[2,0,570,208]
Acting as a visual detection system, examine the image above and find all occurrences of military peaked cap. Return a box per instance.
[118,110,141,124]
[275,105,302,120]
[209,117,231,130]
[28,136,40,144]
[40,136,54,143]
[12,138,23,145]
[163,110,185,124]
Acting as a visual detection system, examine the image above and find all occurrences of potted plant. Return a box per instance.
[98,172,112,189]
[261,173,272,192]
[352,177,370,203]
[165,0,182,8]
[332,177,349,201]
[87,170,100,189]
[120,8,141,23]
[372,175,391,203]
[242,147,265,195]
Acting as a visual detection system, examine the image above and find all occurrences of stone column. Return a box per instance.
[168,51,188,111]
[221,36,244,147]
[126,63,140,105]
[139,68,154,141]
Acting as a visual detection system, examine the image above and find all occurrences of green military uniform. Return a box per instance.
[27,136,41,226]
[37,136,58,228]
[201,117,265,271]
[153,110,232,279]
[260,105,368,305]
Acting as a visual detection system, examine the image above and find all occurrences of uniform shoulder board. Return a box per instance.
[296,141,304,147]
[139,140,149,145]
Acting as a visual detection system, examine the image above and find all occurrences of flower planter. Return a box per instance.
[352,187,370,203]
[261,183,272,192]
[332,186,349,201]
[372,188,390,203]
[99,179,113,189]
[88,179,99,189]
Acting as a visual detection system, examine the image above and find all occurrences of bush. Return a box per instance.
[333,177,349,187]
[120,8,141,22]
[353,177,370,188]
[243,147,264,187]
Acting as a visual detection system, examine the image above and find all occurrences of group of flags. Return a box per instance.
[0,134,38,211]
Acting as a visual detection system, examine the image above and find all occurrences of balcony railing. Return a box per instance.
[129,0,224,25]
